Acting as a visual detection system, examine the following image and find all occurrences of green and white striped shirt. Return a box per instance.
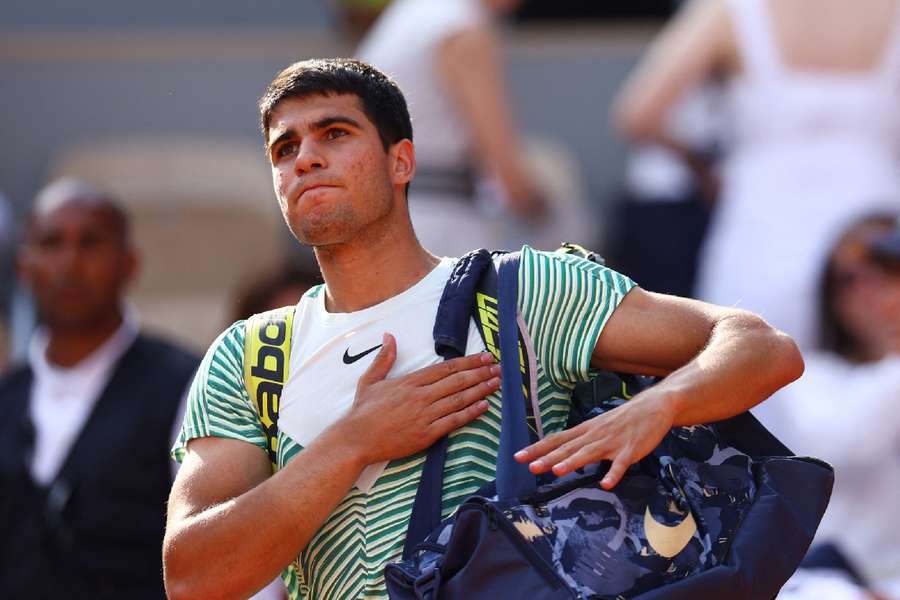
[173,245,635,599]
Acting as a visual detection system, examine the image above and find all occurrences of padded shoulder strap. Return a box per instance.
[441,249,542,440]
[244,306,295,473]
[404,249,541,557]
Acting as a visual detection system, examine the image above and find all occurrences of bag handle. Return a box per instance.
[496,253,538,501]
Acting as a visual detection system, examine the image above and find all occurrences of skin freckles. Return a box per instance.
[266,94,397,250]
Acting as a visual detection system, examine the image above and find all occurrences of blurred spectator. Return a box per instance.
[0,191,13,370]
[330,0,392,45]
[611,81,724,296]
[232,262,322,322]
[758,213,900,599]
[357,0,549,256]
[614,0,900,349]
[0,178,199,599]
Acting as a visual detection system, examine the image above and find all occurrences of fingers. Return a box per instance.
[428,374,500,418]
[513,427,581,468]
[521,432,594,476]
[407,352,496,386]
[357,333,397,387]
[513,425,637,489]
[423,362,501,401]
[600,457,629,490]
[428,398,491,439]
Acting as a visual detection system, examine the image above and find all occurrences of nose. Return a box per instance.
[293,138,326,174]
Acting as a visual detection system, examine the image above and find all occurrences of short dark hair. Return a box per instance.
[259,58,412,150]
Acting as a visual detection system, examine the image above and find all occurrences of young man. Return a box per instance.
[163,59,803,600]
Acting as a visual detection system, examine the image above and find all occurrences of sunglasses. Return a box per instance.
[833,263,900,290]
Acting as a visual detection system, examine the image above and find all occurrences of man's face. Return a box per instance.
[266,93,412,247]
[18,202,136,330]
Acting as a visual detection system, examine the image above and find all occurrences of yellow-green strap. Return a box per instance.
[244,306,295,473]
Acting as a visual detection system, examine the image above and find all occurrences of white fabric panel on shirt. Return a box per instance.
[278,258,484,492]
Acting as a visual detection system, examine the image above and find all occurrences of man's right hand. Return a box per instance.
[337,333,500,467]
[165,334,499,600]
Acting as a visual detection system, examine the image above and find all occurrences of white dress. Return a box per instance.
[357,0,504,257]
[696,0,900,349]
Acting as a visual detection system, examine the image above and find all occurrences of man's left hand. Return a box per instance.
[513,391,676,490]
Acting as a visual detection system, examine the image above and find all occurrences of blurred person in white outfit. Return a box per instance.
[614,0,900,350]
[764,213,900,599]
[357,0,549,256]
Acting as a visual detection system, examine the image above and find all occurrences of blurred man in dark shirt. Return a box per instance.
[0,179,198,599]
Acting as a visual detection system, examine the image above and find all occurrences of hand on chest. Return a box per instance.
[277,275,483,490]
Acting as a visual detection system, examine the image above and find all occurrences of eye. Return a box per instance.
[79,231,105,250]
[325,128,349,140]
[37,232,63,251]
[274,141,299,161]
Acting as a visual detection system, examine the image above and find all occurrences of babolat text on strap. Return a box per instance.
[243,306,295,473]
[469,252,542,441]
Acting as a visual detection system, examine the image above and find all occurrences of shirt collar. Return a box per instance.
[28,305,140,380]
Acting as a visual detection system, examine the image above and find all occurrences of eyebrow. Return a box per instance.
[267,115,364,153]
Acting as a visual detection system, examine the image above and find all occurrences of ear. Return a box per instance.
[388,139,416,188]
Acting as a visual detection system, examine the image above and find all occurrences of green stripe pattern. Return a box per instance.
[173,245,635,599]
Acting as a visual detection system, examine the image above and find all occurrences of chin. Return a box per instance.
[293,221,349,248]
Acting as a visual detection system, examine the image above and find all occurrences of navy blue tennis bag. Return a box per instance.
[384,249,834,599]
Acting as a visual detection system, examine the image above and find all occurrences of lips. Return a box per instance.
[297,182,338,200]
[51,282,91,303]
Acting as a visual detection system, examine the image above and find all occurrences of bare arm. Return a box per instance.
[164,429,363,600]
[163,335,500,599]
[613,0,735,145]
[437,24,542,218]
[515,288,803,488]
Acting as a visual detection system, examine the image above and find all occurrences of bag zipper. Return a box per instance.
[472,502,572,594]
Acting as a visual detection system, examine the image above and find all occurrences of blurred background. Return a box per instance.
[0,0,675,359]
[2,1,899,598]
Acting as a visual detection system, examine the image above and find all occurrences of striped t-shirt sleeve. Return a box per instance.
[171,321,267,462]
[518,245,636,389]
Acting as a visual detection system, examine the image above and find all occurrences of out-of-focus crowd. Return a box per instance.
[1,0,899,598]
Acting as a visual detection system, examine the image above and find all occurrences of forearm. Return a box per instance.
[164,424,365,600]
[486,150,541,214]
[438,26,541,217]
[658,312,804,426]
[519,290,803,486]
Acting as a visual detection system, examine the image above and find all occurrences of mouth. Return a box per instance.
[52,283,91,302]
[298,183,338,199]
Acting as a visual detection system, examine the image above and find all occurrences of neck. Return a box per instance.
[315,222,439,313]
[45,311,125,368]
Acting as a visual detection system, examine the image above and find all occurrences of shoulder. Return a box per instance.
[199,321,249,372]
[111,336,201,418]
[127,333,201,380]
[518,245,635,291]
